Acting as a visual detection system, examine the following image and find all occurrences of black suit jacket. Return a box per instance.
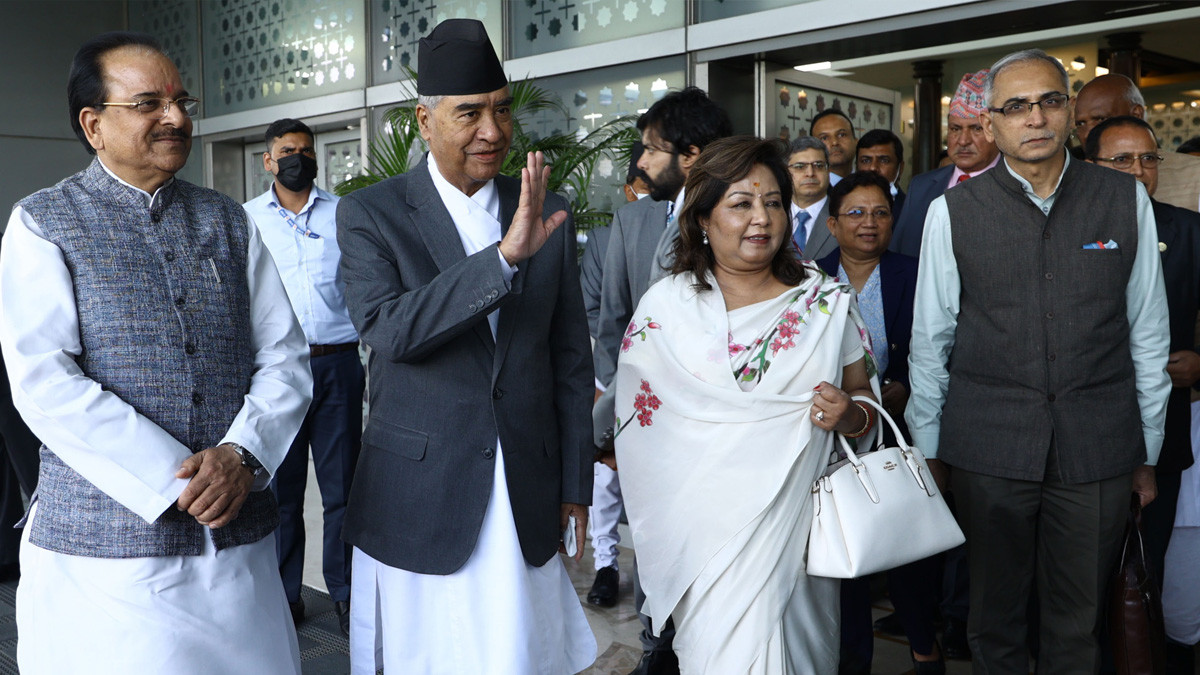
[335,158,594,574]
[1154,198,1200,473]
[818,249,918,439]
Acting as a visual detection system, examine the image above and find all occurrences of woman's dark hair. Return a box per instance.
[670,135,805,291]
[69,32,165,155]
[827,170,894,218]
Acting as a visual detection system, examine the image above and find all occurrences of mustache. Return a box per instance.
[151,129,190,141]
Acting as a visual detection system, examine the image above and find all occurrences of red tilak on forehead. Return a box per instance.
[165,82,178,96]
[753,182,760,188]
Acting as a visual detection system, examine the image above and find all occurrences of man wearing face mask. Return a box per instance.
[243,118,363,637]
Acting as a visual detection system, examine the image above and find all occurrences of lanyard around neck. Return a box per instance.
[275,203,320,239]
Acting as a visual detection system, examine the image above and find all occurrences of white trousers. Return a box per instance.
[349,449,596,675]
[589,462,623,570]
[17,504,301,675]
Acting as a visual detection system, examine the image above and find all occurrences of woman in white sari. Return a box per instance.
[614,136,879,674]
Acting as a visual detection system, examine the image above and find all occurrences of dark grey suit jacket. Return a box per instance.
[594,197,672,388]
[335,158,594,574]
[800,200,836,261]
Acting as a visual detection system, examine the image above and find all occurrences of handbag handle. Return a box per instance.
[834,396,911,464]
[833,396,934,497]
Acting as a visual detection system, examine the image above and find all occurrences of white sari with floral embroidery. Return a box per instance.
[614,263,877,674]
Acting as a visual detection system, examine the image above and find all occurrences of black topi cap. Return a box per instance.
[417,19,507,96]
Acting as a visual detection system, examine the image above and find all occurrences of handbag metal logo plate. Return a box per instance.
[882,461,897,471]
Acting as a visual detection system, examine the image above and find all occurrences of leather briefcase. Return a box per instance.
[1108,492,1166,675]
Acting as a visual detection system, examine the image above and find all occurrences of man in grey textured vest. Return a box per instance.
[0,32,312,674]
[906,49,1170,673]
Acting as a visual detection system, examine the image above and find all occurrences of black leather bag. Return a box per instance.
[1108,493,1166,675]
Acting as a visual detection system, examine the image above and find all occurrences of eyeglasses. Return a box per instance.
[788,161,828,172]
[100,96,201,118]
[1094,152,1164,170]
[837,208,892,224]
[987,93,1069,118]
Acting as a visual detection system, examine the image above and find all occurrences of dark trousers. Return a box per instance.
[0,355,39,567]
[841,554,941,667]
[953,463,1130,674]
[941,491,970,624]
[272,348,364,603]
[633,556,677,652]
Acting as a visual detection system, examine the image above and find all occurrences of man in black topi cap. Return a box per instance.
[335,18,597,674]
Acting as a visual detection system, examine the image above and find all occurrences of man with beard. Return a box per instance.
[593,85,731,675]
[243,118,362,636]
[0,32,312,673]
[907,49,1168,671]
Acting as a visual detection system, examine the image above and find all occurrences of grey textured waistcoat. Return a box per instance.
[940,159,1145,484]
[17,159,278,557]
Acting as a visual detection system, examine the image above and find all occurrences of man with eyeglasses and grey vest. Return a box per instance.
[906,48,1170,671]
[0,32,311,674]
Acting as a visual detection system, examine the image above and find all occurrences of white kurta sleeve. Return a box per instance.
[0,206,194,523]
[218,220,313,488]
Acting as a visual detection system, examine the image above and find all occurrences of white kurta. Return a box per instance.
[348,157,596,675]
[0,162,313,674]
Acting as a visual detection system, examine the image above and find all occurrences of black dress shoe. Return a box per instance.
[907,638,945,672]
[587,565,619,607]
[334,600,350,637]
[628,649,679,675]
[289,598,305,626]
[872,611,904,636]
[941,617,971,660]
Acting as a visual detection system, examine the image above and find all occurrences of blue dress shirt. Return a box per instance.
[244,184,359,345]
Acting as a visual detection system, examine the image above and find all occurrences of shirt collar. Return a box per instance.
[269,183,324,215]
[948,153,1002,187]
[1002,148,1070,203]
[96,158,174,208]
[427,152,500,223]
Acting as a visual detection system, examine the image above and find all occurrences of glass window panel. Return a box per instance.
[201,0,366,116]
[246,150,274,198]
[129,1,202,111]
[774,80,893,145]
[371,0,502,84]
[510,0,684,59]
[528,57,685,222]
[697,0,799,22]
[323,139,362,191]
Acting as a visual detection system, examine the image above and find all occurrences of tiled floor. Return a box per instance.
[299,461,971,674]
[298,461,1196,674]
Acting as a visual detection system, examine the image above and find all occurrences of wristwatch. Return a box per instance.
[224,443,265,478]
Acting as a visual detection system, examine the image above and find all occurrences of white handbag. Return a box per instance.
[807,396,965,579]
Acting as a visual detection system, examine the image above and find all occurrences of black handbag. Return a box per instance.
[1108,493,1166,675]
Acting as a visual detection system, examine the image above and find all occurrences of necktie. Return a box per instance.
[956,173,970,184]
[793,210,812,253]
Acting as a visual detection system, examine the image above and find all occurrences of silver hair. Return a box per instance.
[787,135,828,160]
[984,49,1070,106]
[417,94,443,110]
